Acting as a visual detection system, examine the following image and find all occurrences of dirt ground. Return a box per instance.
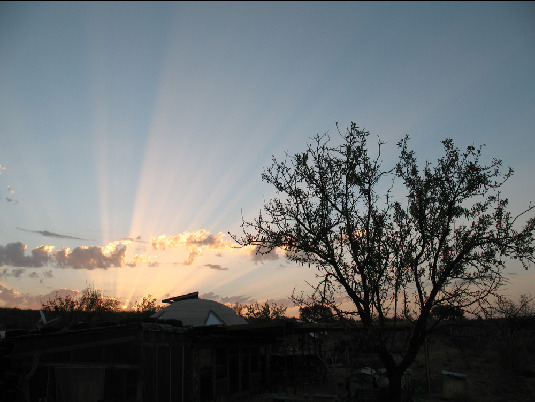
[243,319,535,402]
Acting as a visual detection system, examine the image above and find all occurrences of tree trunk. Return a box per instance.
[377,342,404,401]
[387,369,403,402]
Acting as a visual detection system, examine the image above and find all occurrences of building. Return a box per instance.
[1,293,370,402]
[152,291,248,327]
[0,293,277,402]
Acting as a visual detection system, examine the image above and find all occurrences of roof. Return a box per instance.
[152,293,247,327]
[162,291,199,304]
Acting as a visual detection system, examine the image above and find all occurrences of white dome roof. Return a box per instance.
[152,294,247,327]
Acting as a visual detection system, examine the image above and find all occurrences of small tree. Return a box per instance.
[230,302,246,318]
[234,123,535,400]
[77,286,121,313]
[493,294,534,321]
[485,294,535,374]
[299,304,335,322]
[232,301,287,322]
[132,294,162,314]
[430,304,464,320]
[42,285,121,326]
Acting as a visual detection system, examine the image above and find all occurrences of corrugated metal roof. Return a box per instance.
[152,298,247,327]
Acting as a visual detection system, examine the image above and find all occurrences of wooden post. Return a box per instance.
[425,337,431,395]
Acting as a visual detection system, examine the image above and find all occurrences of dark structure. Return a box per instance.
[1,320,280,402]
[1,293,377,401]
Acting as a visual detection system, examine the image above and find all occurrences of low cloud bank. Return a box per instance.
[0,284,79,309]
[0,230,286,271]
[0,241,129,270]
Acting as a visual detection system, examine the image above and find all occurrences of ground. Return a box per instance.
[244,319,535,401]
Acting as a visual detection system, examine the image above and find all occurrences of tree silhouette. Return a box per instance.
[231,301,287,322]
[299,304,334,322]
[41,286,162,326]
[234,122,535,400]
[132,294,162,314]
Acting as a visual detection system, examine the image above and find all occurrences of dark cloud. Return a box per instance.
[264,297,293,309]
[0,242,50,267]
[204,264,229,271]
[0,268,26,279]
[0,241,132,270]
[247,244,279,264]
[1,266,53,283]
[52,245,126,270]
[121,236,148,243]
[17,227,87,241]
[200,292,255,305]
[11,268,26,278]
[36,269,54,284]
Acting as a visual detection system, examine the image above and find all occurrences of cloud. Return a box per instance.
[244,244,280,263]
[151,230,237,265]
[0,283,25,306]
[28,272,39,279]
[200,292,255,305]
[11,268,26,278]
[0,239,159,270]
[121,235,148,243]
[204,264,228,271]
[0,229,283,271]
[125,254,158,267]
[37,270,54,284]
[151,230,235,250]
[151,230,282,265]
[0,268,26,279]
[17,227,87,241]
[52,244,127,270]
[0,284,80,309]
[184,249,199,265]
[52,241,157,270]
[0,242,52,267]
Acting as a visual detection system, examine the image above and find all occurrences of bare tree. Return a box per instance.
[233,123,535,400]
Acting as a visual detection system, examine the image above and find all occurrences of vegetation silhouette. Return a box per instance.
[41,285,162,327]
[231,300,287,323]
[233,122,535,400]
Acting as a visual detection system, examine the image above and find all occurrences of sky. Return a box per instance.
[1,2,534,314]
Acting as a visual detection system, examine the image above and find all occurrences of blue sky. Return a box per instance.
[1,2,534,312]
